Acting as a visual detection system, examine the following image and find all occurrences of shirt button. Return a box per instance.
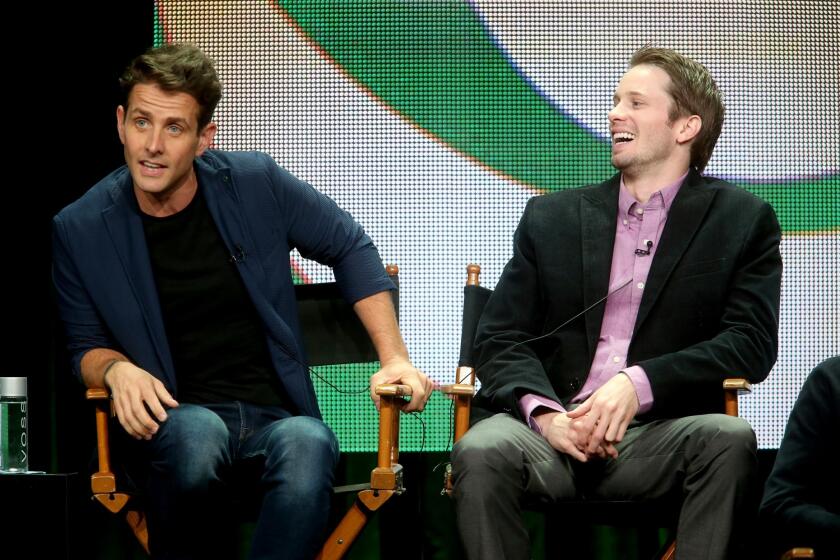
[637,282,645,289]
[623,219,629,226]
[612,356,621,363]
[635,207,644,215]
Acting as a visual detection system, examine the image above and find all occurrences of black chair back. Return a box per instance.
[294,273,398,367]
[458,284,492,368]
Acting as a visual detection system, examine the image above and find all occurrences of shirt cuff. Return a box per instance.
[519,393,566,434]
[621,365,653,414]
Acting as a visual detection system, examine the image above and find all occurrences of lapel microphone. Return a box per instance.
[229,244,247,264]
[635,239,653,256]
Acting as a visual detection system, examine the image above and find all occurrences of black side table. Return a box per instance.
[0,472,81,558]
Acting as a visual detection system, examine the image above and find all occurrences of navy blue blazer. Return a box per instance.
[473,169,783,422]
[52,150,393,418]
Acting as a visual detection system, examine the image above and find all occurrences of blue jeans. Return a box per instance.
[139,402,339,560]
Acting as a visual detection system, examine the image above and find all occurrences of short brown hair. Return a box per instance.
[630,47,724,173]
[119,43,222,131]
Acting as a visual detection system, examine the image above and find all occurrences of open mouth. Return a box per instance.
[139,161,166,177]
[612,132,636,144]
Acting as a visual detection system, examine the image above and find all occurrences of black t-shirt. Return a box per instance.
[141,185,289,407]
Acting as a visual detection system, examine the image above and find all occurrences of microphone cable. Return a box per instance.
[472,277,633,375]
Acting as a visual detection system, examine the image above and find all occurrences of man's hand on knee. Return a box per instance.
[106,361,179,440]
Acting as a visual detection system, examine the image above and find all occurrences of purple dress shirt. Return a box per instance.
[520,172,688,432]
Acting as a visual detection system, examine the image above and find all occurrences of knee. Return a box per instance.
[271,416,338,462]
[263,417,338,487]
[451,418,523,485]
[711,415,755,450]
[696,415,757,472]
[150,405,229,490]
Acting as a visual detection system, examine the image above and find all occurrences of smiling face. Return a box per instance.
[609,64,697,181]
[117,83,217,215]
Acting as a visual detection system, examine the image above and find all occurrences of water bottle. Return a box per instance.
[0,377,27,472]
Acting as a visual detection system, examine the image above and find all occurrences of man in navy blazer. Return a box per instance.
[452,47,782,559]
[52,43,431,559]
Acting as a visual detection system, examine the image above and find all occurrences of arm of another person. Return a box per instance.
[761,358,840,551]
[52,215,177,441]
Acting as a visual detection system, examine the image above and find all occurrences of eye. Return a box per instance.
[631,100,643,108]
[166,124,183,135]
[135,118,149,128]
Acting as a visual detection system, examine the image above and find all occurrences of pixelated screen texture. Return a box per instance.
[156,0,839,450]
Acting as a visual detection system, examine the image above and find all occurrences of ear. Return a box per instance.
[116,106,127,145]
[676,115,702,145]
[195,122,217,156]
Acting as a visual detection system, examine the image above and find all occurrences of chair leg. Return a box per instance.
[316,490,396,560]
[125,510,150,554]
[660,540,676,560]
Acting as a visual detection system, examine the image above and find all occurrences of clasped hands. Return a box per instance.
[534,373,640,462]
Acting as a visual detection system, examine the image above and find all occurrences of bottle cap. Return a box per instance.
[0,377,27,398]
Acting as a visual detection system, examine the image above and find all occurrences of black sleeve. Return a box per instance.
[760,357,840,555]
[472,198,561,419]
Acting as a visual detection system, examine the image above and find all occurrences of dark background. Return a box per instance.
[11,3,154,475]
[3,3,153,556]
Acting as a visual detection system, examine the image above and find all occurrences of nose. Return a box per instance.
[145,127,164,155]
[608,104,623,123]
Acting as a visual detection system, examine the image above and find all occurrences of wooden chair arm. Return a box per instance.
[440,383,476,396]
[86,387,110,400]
[374,384,412,397]
[84,386,149,551]
[722,378,751,416]
[85,387,120,497]
[781,548,815,559]
[723,378,752,393]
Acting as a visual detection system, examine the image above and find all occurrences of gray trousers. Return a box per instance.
[451,413,758,560]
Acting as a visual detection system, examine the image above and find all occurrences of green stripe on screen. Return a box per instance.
[744,178,839,233]
[280,1,838,233]
[312,363,452,452]
[154,1,166,46]
[280,0,614,189]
